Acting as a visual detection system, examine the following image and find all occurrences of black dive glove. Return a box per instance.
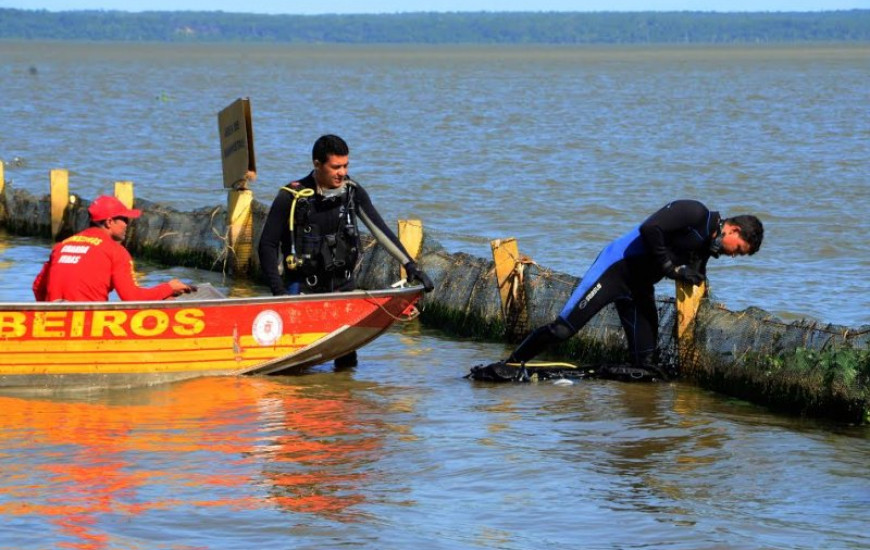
[666,264,705,285]
[404,262,435,293]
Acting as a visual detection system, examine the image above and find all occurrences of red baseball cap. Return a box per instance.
[88,195,142,222]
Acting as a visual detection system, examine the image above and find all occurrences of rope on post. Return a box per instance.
[226,188,254,274]
[491,238,533,342]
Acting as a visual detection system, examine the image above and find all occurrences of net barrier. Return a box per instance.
[3,185,868,423]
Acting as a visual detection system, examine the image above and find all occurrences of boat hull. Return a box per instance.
[0,286,422,390]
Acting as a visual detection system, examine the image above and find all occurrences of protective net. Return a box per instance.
[3,186,868,422]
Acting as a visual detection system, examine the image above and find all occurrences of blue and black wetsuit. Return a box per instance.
[509,199,721,367]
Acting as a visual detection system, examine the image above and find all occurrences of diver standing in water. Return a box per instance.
[258,134,434,367]
[491,199,763,380]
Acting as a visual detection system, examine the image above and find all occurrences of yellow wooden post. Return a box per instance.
[114,180,134,209]
[491,238,520,320]
[398,219,423,279]
[0,160,5,196]
[675,280,707,371]
[50,169,69,240]
[491,238,530,340]
[227,188,253,272]
[490,236,533,340]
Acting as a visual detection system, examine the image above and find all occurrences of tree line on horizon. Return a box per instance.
[1,8,868,44]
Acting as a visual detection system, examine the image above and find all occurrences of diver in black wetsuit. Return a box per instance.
[259,134,434,296]
[258,134,434,367]
[502,199,763,379]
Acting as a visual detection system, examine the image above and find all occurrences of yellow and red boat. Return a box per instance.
[0,285,423,391]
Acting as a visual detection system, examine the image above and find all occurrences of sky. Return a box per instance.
[4,0,869,14]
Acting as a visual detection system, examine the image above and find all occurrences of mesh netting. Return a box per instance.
[3,185,868,422]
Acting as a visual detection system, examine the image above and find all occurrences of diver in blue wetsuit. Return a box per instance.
[504,199,764,379]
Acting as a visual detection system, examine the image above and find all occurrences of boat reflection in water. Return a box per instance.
[0,374,389,548]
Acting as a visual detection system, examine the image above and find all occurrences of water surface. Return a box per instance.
[1,42,869,549]
[2,41,868,325]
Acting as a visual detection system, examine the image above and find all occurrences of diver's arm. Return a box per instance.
[354,184,414,265]
[258,190,293,295]
[639,199,709,273]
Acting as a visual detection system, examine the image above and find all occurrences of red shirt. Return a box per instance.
[32,227,174,302]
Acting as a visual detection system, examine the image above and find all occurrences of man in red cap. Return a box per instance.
[32,195,192,302]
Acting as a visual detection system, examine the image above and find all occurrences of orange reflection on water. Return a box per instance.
[254,375,384,520]
[0,374,385,548]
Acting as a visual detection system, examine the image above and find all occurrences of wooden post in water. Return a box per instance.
[49,169,69,240]
[227,188,253,273]
[398,219,423,279]
[0,160,5,196]
[218,97,257,274]
[491,238,529,341]
[491,238,519,319]
[675,279,707,373]
[114,181,134,209]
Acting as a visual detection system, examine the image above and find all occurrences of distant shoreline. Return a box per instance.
[1,9,868,44]
[4,39,869,52]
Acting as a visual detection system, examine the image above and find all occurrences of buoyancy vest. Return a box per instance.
[282,179,361,287]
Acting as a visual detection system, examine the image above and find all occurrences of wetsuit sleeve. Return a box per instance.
[258,190,293,296]
[109,245,175,301]
[353,184,414,266]
[639,199,710,272]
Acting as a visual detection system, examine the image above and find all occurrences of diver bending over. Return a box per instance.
[501,199,763,379]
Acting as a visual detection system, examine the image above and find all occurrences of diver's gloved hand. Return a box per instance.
[669,264,705,285]
[404,262,435,293]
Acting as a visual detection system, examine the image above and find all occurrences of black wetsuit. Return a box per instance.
[511,199,722,366]
[258,173,414,295]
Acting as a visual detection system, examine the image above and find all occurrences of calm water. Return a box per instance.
[1,42,869,549]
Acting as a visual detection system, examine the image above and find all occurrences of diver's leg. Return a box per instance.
[615,289,658,367]
[333,274,360,369]
[509,263,628,363]
[508,317,576,363]
[615,290,671,379]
